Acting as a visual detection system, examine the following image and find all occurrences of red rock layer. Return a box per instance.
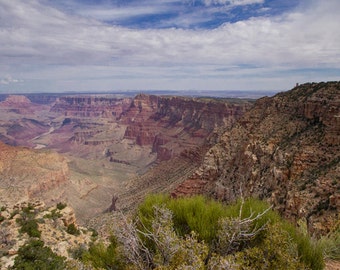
[121,94,252,160]
[173,81,339,235]
[51,96,132,118]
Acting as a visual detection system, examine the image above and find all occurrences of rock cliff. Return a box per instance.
[174,81,339,235]
[51,96,131,118]
[121,94,252,160]
[0,95,42,115]
[0,142,69,206]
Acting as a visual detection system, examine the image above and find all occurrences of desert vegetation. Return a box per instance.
[75,194,337,270]
[0,195,338,269]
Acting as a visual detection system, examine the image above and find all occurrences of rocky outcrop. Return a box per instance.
[174,81,339,235]
[0,95,39,115]
[1,95,31,104]
[0,201,92,268]
[0,95,52,147]
[51,96,132,118]
[0,142,69,206]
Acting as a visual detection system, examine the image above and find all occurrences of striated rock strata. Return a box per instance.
[121,94,252,160]
[0,142,69,206]
[51,96,132,118]
[174,81,340,235]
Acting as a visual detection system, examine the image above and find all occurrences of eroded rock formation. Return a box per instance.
[51,96,131,118]
[0,142,69,206]
[121,94,252,160]
[174,81,339,235]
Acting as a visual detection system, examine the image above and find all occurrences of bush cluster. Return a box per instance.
[11,196,329,269]
[131,194,324,270]
[11,239,66,269]
[80,194,326,270]
[66,223,80,236]
[16,204,41,238]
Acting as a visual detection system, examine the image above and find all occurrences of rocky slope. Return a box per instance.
[0,142,69,206]
[0,95,53,147]
[174,81,339,235]
[0,200,93,268]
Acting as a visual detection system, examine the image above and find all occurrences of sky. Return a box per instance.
[0,0,339,93]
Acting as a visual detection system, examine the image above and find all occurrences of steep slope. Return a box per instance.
[0,95,52,147]
[174,81,339,235]
[0,142,69,206]
[0,201,93,268]
[120,94,252,161]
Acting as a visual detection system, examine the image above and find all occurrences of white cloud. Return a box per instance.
[203,0,264,6]
[0,75,21,85]
[0,0,339,92]
[77,6,167,21]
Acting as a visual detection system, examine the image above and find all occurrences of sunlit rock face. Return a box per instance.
[121,94,252,160]
[51,96,132,118]
[0,142,69,206]
[174,81,339,235]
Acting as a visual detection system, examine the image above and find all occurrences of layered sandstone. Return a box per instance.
[51,96,132,118]
[174,81,339,235]
[0,95,42,115]
[0,95,52,147]
[121,94,252,160]
[0,142,69,206]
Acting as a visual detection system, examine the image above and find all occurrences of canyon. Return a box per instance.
[0,92,252,223]
[0,82,338,237]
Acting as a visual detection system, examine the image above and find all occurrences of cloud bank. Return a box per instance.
[0,0,339,92]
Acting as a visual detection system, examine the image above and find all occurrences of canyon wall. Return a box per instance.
[121,94,252,160]
[50,94,252,161]
[174,81,339,235]
[51,96,132,118]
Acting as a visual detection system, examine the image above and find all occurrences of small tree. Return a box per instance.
[81,236,124,269]
[67,223,80,236]
[12,239,66,270]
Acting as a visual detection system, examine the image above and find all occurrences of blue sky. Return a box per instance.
[0,0,339,93]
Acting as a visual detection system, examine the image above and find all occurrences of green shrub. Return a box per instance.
[12,239,66,270]
[318,228,340,260]
[66,223,80,236]
[282,220,324,270]
[81,236,124,269]
[138,194,226,243]
[18,218,41,238]
[233,223,305,270]
[135,194,325,270]
[137,194,278,244]
[56,202,67,210]
[44,209,62,220]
